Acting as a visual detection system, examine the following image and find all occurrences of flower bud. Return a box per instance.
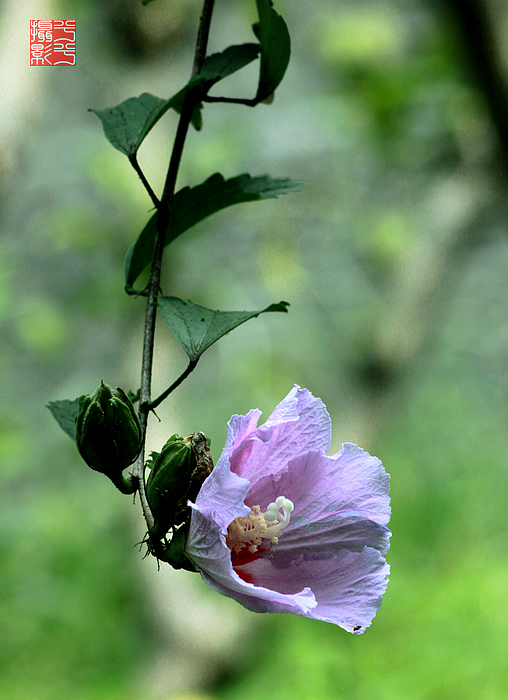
[76,381,142,493]
[147,432,213,540]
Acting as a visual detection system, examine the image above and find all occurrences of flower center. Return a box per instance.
[226,496,294,561]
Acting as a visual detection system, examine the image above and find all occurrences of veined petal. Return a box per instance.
[229,386,332,482]
[228,409,262,452]
[235,547,389,633]
[184,387,390,633]
[186,504,317,615]
[194,446,250,531]
[245,448,391,555]
[332,443,391,526]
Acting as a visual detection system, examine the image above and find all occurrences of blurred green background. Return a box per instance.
[2,0,508,697]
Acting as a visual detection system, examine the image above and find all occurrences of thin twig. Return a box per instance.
[203,95,258,107]
[192,0,215,78]
[128,154,160,208]
[134,0,216,532]
[148,359,199,412]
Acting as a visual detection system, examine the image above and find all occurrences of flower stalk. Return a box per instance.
[134,0,216,531]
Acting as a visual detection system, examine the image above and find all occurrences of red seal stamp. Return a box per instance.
[30,20,76,66]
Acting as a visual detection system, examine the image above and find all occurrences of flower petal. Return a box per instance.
[187,388,390,633]
[194,412,255,529]
[186,504,317,615]
[228,409,262,451]
[235,547,389,633]
[245,447,391,556]
[229,386,332,483]
[333,443,391,526]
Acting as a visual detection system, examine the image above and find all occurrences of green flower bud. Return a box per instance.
[164,525,198,572]
[147,432,213,540]
[76,381,142,493]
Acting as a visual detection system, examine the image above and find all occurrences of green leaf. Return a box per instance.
[253,0,291,102]
[89,93,173,156]
[47,398,80,440]
[199,43,260,81]
[127,388,141,404]
[158,296,289,361]
[124,214,157,292]
[125,173,309,292]
[162,43,261,130]
[90,45,261,154]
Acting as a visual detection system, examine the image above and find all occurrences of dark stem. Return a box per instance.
[160,90,200,206]
[203,95,258,107]
[193,0,215,78]
[134,0,216,532]
[148,359,199,412]
[128,154,160,208]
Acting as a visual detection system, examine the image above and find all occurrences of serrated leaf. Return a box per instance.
[158,296,289,360]
[47,398,80,440]
[124,215,157,292]
[89,93,173,156]
[253,0,291,102]
[90,45,261,154]
[199,43,260,81]
[170,44,261,130]
[125,173,309,292]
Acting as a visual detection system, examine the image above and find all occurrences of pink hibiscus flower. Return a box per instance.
[185,385,391,633]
